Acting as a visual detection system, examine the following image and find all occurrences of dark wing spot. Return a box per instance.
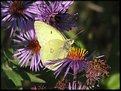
[51,31,52,34]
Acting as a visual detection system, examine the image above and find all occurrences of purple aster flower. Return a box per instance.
[13,30,43,71]
[85,55,110,88]
[46,47,88,79]
[55,80,87,90]
[1,1,40,36]
[68,81,87,90]
[36,1,78,31]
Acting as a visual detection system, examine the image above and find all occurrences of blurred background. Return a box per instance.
[1,1,120,90]
[68,1,120,89]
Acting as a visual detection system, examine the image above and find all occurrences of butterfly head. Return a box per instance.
[63,39,74,51]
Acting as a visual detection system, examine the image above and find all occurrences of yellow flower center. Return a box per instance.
[28,39,41,54]
[10,1,24,14]
[67,47,88,61]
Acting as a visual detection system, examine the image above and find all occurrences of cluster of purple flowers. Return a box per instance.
[46,47,110,90]
[1,1,110,90]
[1,1,75,70]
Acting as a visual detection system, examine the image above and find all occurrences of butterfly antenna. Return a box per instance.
[73,26,87,40]
[77,26,85,36]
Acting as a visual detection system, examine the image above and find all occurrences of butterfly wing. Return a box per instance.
[34,21,66,46]
[40,39,67,62]
[40,39,74,71]
[34,21,73,70]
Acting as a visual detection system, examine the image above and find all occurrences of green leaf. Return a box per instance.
[2,49,20,66]
[107,73,120,89]
[3,48,14,60]
[2,62,23,87]
[26,72,46,83]
[75,40,85,48]
[4,70,23,87]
